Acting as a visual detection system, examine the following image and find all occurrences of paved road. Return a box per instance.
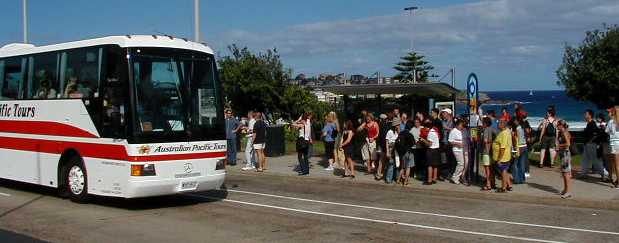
[0,174,618,243]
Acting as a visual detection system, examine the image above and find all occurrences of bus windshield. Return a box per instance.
[130,48,224,143]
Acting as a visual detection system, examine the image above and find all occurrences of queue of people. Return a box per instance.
[224,104,619,199]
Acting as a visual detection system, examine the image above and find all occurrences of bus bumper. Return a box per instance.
[124,171,226,198]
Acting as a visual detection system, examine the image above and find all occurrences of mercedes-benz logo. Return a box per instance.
[184,163,193,173]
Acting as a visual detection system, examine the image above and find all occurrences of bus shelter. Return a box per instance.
[322,82,459,120]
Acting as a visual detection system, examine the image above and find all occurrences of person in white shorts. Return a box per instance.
[606,107,619,188]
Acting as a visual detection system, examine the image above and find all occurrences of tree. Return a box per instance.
[393,52,434,83]
[218,45,333,120]
[218,45,289,114]
[557,25,619,109]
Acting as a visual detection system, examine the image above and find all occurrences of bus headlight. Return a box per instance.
[131,163,157,176]
[215,159,226,170]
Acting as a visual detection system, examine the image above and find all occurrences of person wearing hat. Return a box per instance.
[384,119,401,183]
[440,108,455,180]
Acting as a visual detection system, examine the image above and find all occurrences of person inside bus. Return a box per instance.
[64,77,84,98]
[35,79,57,99]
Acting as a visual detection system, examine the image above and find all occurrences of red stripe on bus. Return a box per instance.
[0,136,226,162]
[0,120,99,138]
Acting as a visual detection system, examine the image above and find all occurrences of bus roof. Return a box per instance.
[0,35,214,58]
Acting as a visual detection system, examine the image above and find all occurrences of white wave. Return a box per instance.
[527,117,586,131]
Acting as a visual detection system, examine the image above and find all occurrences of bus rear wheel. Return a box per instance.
[62,157,89,203]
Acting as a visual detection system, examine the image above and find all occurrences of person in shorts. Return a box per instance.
[539,106,558,167]
[493,120,512,193]
[341,120,356,178]
[606,107,619,188]
[557,120,573,198]
[358,114,380,175]
[252,112,267,172]
[481,117,496,190]
[421,120,441,185]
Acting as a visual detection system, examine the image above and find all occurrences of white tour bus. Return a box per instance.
[0,35,227,202]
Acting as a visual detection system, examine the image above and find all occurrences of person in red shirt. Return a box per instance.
[501,107,512,121]
[358,114,380,174]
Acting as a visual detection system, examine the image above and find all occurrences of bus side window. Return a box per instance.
[1,58,24,100]
[62,48,101,99]
[28,53,59,99]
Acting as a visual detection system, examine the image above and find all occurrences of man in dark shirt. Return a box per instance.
[579,109,605,179]
[252,112,267,172]
[225,109,241,166]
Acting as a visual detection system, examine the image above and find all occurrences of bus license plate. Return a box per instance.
[180,181,198,190]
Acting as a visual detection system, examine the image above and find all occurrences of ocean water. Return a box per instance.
[457,90,603,130]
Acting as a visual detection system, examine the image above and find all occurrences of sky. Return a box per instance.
[1,0,617,91]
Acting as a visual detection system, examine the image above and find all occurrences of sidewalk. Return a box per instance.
[228,153,619,205]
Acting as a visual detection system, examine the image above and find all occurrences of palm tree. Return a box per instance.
[393,52,434,83]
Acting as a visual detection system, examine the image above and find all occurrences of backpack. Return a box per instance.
[545,121,556,137]
[395,130,414,156]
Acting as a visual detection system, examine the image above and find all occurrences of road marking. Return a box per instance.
[0,192,10,197]
[227,189,619,236]
[189,194,564,243]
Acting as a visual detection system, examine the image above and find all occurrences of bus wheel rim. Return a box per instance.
[68,166,85,195]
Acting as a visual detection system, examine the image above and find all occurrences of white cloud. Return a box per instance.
[212,0,618,89]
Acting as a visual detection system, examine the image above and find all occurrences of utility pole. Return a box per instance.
[23,0,28,43]
[451,67,455,87]
[404,6,419,84]
[194,0,200,42]
[403,6,418,53]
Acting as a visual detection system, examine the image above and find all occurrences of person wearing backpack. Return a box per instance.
[396,121,416,185]
[539,106,558,168]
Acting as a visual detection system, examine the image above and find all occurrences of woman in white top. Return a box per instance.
[606,107,619,188]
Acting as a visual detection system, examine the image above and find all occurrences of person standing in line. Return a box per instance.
[252,112,267,172]
[579,109,605,179]
[606,107,619,188]
[397,121,415,185]
[539,106,559,168]
[377,113,391,179]
[341,120,356,178]
[440,108,455,180]
[501,107,512,122]
[358,114,380,176]
[597,113,612,182]
[493,120,513,193]
[400,113,409,132]
[487,110,499,131]
[225,109,242,166]
[524,120,534,178]
[557,120,573,198]
[409,119,424,180]
[448,119,466,185]
[481,117,496,191]
[512,118,528,184]
[384,120,400,184]
[322,112,339,171]
[293,112,312,176]
[421,120,441,185]
[242,111,257,171]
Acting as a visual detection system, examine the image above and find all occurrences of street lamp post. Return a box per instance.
[404,6,418,83]
[23,0,28,43]
[194,0,200,42]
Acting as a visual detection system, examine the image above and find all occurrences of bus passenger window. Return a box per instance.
[28,53,59,99]
[62,48,100,99]
[1,58,24,100]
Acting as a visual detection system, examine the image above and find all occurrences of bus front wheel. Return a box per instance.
[62,157,90,203]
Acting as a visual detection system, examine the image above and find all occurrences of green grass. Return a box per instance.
[239,137,326,155]
[528,151,582,167]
